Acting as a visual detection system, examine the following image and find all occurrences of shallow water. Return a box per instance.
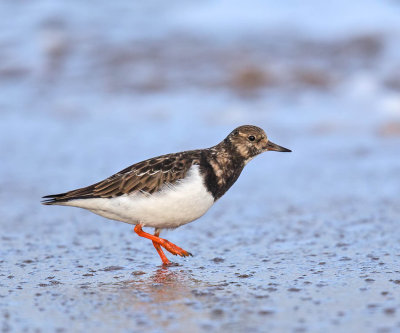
[1,1,400,332]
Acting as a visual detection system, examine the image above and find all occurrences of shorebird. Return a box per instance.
[42,125,291,265]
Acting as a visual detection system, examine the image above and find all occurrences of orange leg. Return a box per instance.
[152,229,170,265]
[134,225,192,264]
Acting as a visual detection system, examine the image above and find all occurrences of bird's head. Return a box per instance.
[225,125,291,163]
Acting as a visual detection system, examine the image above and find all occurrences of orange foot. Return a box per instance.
[134,225,192,265]
[158,239,192,257]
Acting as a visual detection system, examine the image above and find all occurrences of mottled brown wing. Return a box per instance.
[42,151,201,204]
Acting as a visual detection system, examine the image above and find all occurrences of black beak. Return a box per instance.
[265,140,291,152]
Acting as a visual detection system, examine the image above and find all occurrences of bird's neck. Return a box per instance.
[200,141,246,200]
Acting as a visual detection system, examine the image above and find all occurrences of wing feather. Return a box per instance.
[42,151,201,204]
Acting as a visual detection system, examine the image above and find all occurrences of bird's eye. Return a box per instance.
[248,135,255,141]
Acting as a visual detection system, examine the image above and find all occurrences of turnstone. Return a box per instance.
[42,125,291,265]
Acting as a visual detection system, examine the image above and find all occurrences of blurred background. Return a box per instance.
[1,1,400,332]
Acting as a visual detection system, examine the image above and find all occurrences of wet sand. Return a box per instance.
[2,196,400,332]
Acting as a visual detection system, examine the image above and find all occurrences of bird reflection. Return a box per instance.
[100,264,196,303]
[150,264,182,284]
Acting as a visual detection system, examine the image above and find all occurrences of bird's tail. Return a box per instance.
[41,192,72,205]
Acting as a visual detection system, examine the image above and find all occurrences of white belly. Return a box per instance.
[63,165,215,229]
